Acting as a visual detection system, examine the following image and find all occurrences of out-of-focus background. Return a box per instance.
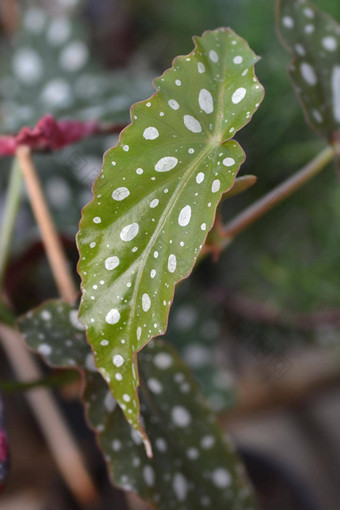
[1,0,340,509]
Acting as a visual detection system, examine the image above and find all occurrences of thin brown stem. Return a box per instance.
[214,287,340,331]
[220,349,340,424]
[0,324,99,506]
[16,146,78,303]
[222,145,335,240]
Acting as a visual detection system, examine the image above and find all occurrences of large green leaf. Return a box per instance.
[77,27,264,437]
[277,0,340,144]
[18,301,257,510]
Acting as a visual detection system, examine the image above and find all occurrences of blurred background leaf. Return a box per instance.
[1,0,340,411]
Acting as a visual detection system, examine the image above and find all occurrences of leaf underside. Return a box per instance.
[277,0,340,144]
[18,301,256,510]
[77,27,264,437]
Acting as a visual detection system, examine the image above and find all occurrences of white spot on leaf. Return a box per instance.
[113,354,124,367]
[178,205,191,226]
[171,406,191,427]
[305,24,314,34]
[323,36,337,52]
[209,50,219,63]
[199,89,214,113]
[112,187,130,201]
[155,438,167,452]
[47,18,71,46]
[223,157,235,167]
[232,87,247,104]
[59,41,88,71]
[233,55,243,64]
[295,44,306,56]
[173,473,188,502]
[154,352,173,369]
[105,256,120,271]
[120,223,139,242]
[104,391,116,412]
[142,293,151,312]
[12,48,43,85]
[143,465,155,487]
[143,126,159,140]
[212,468,231,488]
[106,309,120,325]
[303,7,314,18]
[184,115,202,133]
[168,254,177,273]
[211,179,220,193]
[282,16,294,28]
[41,79,71,107]
[38,344,52,356]
[112,439,121,451]
[201,435,215,449]
[196,172,205,184]
[155,157,178,172]
[150,199,159,208]
[85,354,97,372]
[41,310,51,321]
[300,62,317,86]
[147,378,163,394]
[168,99,179,110]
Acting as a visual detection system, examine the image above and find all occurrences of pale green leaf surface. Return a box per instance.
[18,301,256,510]
[77,27,264,436]
[277,0,340,143]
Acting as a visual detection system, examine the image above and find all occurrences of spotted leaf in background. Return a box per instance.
[166,280,237,412]
[18,301,257,510]
[0,1,153,131]
[0,1,154,236]
[277,0,340,144]
[77,27,264,436]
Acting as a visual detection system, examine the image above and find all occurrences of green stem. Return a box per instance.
[0,370,80,393]
[0,157,22,290]
[222,145,335,239]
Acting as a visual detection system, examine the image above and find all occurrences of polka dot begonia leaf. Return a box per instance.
[166,281,237,412]
[18,301,257,510]
[0,3,153,133]
[77,27,264,442]
[277,0,340,144]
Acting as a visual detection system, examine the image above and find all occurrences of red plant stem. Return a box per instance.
[0,119,128,156]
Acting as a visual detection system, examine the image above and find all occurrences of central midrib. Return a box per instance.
[127,46,230,355]
[127,141,214,347]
